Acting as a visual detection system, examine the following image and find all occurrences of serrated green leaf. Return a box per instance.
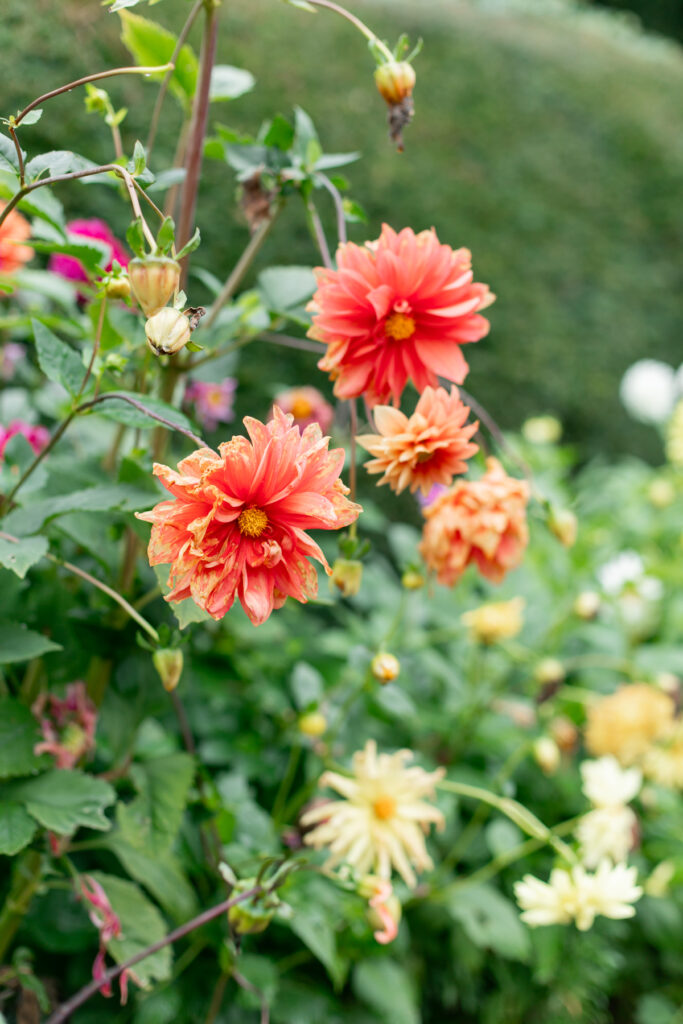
[0,535,48,578]
[258,265,316,314]
[32,318,85,394]
[0,699,45,778]
[117,752,195,853]
[0,624,62,664]
[89,873,172,987]
[30,237,109,274]
[119,11,198,109]
[353,960,419,1024]
[209,65,255,102]
[94,391,194,432]
[3,484,158,537]
[0,132,22,172]
[107,837,198,922]
[6,770,115,834]
[15,188,66,234]
[0,802,37,855]
[24,150,98,182]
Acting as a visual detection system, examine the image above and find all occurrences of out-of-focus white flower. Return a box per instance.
[580,756,642,808]
[301,740,445,887]
[576,806,637,869]
[642,722,683,790]
[619,360,676,425]
[598,551,644,594]
[515,861,642,931]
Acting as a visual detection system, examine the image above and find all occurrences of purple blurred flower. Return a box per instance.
[49,218,128,287]
[185,378,237,431]
[416,482,449,511]
[1,342,26,380]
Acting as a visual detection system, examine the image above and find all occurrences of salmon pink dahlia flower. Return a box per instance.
[308,224,494,406]
[137,407,361,626]
[420,457,530,586]
[0,202,33,274]
[357,385,478,496]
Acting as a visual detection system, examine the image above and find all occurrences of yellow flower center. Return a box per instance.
[373,794,397,821]
[237,507,268,538]
[384,311,416,341]
[291,395,314,419]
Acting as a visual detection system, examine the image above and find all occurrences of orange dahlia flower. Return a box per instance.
[308,224,494,407]
[419,457,529,585]
[137,407,361,625]
[356,385,479,496]
[0,202,33,274]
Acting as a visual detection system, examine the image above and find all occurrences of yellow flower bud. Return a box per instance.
[152,648,184,692]
[145,307,191,356]
[401,569,425,590]
[548,508,578,548]
[129,257,180,317]
[533,736,561,775]
[374,61,416,106]
[298,711,327,737]
[105,276,131,300]
[574,591,601,620]
[521,415,562,444]
[330,558,363,597]
[461,598,525,646]
[371,652,400,684]
[534,658,565,687]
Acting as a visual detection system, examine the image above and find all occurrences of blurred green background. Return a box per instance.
[3,0,682,459]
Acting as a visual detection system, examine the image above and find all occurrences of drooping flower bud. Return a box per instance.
[330,558,363,597]
[373,61,416,152]
[371,652,400,684]
[153,648,184,692]
[145,307,191,356]
[298,711,327,737]
[548,507,578,548]
[105,276,131,301]
[129,257,180,317]
[401,569,425,590]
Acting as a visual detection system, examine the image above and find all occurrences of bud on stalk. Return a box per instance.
[374,61,416,106]
[371,652,400,684]
[145,307,192,356]
[153,648,184,692]
[129,257,180,317]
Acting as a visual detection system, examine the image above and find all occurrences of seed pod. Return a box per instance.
[129,257,180,317]
[145,307,191,356]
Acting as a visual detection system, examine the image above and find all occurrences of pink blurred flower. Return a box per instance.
[49,218,128,286]
[79,875,130,1002]
[416,482,449,510]
[185,378,237,431]
[0,420,50,461]
[32,681,97,769]
[273,386,334,433]
[1,342,27,380]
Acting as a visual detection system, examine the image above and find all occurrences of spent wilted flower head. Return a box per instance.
[301,739,444,887]
[32,682,97,770]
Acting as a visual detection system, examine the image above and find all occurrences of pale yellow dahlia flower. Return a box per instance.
[301,740,445,887]
[461,596,525,645]
[584,684,675,766]
[515,861,642,931]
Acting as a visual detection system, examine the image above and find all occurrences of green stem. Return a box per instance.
[0,850,42,962]
[300,0,393,60]
[272,743,302,826]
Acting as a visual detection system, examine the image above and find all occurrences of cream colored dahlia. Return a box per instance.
[356,385,478,496]
[301,740,445,887]
[515,861,642,931]
[642,722,683,789]
[584,684,675,766]
[576,807,638,869]
[580,756,642,809]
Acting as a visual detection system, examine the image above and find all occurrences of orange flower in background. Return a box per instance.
[308,224,494,407]
[0,202,33,274]
[356,385,479,495]
[419,457,529,585]
[137,407,361,626]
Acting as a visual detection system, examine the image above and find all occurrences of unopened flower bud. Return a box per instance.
[549,715,578,754]
[644,860,675,898]
[145,307,191,356]
[153,648,184,692]
[298,711,327,737]
[371,652,400,684]
[655,672,680,698]
[129,257,180,317]
[521,415,562,444]
[330,558,363,597]
[534,658,565,687]
[374,61,416,106]
[574,590,601,620]
[533,736,561,775]
[105,276,131,300]
[401,569,425,590]
[548,507,578,548]
[366,893,402,935]
[648,478,676,508]
[227,880,278,935]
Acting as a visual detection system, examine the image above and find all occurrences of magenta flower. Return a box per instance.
[32,682,97,770]
[273,386,334,433]
[49,218,128,286]
[184,378,237,431]
[0,420,50,461]
[79,875,130,1002]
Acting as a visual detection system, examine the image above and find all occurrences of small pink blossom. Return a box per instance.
[184,378,237,431]
[32,682,97,769]
[0,420,50,461]
[273,387,334,433]
[1,342,26,380]
[79,875,130,1002]
[49,218,128,286]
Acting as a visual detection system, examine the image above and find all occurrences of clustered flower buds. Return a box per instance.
[145,307,192,356]
[129,257,180,317]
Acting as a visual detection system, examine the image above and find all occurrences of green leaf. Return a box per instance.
[24,150,98,182]
[3,483,156,537]
[0,699,44,778]
[30,236,110,274]
[32,318,85,394]
[175,227,201,260]
[15,189,66,234]
[447,883,531,962]
[117,752,195,853]
[6,770,115,834]
[209,65,255,102]
[94,391,195,432]
[262,115,295,151]
[107,837,198,922]
[151,565,212,629]
[288,910,346,988]
[314,151,361,170]
[353,960,420,1024]
[292,107,320,163]
[133,139,147,176]
[89,873,172,987]
[0,132,22,172]
[0,802,37,855]
[342,198,368,224]
[0,624,62,664]
[119,11,198,109]
[126,216,146,258]
[20,109,43,126]
[258,266,316,314]
[156,216,175,255]
[0,535,48,578]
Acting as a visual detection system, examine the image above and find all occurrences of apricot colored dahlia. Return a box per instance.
[356,385,478,495]
[419,457,529,585]
[0,202,33,274]
[308,224,494,406]
[137,407,361,626]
